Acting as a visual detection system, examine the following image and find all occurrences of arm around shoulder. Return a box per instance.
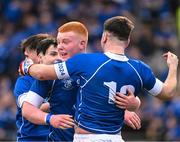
[29,64,57,80]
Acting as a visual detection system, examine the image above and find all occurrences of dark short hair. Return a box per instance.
[21,33,51,53]
[36,38,57,55]
[104,16,134,41]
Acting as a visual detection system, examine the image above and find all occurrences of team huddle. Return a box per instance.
[14,16,179,142]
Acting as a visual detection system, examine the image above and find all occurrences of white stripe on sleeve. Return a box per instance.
[24,91,44,108]
[18,93,27,108]
[54,62,70,80]
[148,78,163,96]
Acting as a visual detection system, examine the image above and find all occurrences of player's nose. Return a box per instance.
[57,44,64,51]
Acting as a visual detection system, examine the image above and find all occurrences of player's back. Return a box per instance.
[65,52,156,134]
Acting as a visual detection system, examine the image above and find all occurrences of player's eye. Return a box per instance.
[50,52,58,56]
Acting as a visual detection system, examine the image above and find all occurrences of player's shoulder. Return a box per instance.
[14,75,34,88]
[128,57,148,66]
[14,75,34,95]
[73,53,101,58]
[16,75,34,83]
[33,78,54,87]
[69,53,102,62]
[128,57,151,69]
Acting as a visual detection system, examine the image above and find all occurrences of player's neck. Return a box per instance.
[104,42,125,55]
[104,41,126,55]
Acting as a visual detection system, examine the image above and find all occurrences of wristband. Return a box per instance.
[24,59,33,75]
[19,58,33,75]
[45,113,52,125]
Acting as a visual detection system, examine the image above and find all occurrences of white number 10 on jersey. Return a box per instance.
[104,81,135,104]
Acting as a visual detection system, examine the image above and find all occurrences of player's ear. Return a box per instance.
[125,38,130,48]
[101,32,108,43]
[80,40,86,50]
[38,53,43,63]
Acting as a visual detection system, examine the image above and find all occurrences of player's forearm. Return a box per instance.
[40,102,50,112]
[158,67,177,100]
[22,102,47,125]
[29,64,57,80]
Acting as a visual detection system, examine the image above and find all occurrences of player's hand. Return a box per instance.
[114,89,141,111]
[50,114,75,129]
[19,58,34,76]
[124,110,141,130]
[163,52,178,69]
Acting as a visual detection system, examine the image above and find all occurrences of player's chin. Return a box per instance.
[63,55,70,61]
[60,55,68,61]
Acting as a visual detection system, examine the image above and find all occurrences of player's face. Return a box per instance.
[39,45,60,65]
[57,31,85,61]
[24,49,39,63]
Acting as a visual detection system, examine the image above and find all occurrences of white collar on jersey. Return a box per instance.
[104,52,129,62]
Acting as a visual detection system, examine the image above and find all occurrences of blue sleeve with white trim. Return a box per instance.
[14,76,33,99]
[29,80,53,99]
[138,61,163,95]
[54,54,86,80]
[139,61,156,90]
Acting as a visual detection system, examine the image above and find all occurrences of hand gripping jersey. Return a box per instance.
[54,52,163,134]
[13,75,49,141]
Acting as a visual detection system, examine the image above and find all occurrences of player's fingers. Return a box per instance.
[59,121,74,129]
[62,115,74,122]
[114,95,127,104]
[115,104,126,109]
[127,119,136,129]
[129,115,141,129]
[114,99,126,105]
[114,99,127,108]
[163,52,168,57]
[133,113,141,123]
[64,119,75,127]
[116,92,127,99]
[127,88,133,96]
[59,124,70,129]
[162,52,168,60]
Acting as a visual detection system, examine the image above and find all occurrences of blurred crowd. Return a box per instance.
[0,0,179,141]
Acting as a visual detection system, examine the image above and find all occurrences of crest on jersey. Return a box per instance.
[61,78,74,90]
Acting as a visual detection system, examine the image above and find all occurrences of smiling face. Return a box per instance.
[57,31,86,61]
[57,21,88,61]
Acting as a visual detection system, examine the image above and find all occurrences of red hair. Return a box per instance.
[58,21,88,41]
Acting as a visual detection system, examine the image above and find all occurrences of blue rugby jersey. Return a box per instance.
[54,52,163,134]
[13,75,49,141]
[26,77,79,141]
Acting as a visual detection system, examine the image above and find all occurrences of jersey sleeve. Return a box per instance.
[140,61,163,96]
[54,54,83,79]
[24,80,53,108]
[13,76,32,108]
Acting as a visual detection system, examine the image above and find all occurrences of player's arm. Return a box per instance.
[142,52,178,101]
[29,64,57,80]
[22,94,74,129]
[156,52,178,100]
[14,77,32,108]
[19,58,70,80]
[19,58,57,80]
[22,101,48,125]
[40,102,50,112]
[114,89,141,130]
